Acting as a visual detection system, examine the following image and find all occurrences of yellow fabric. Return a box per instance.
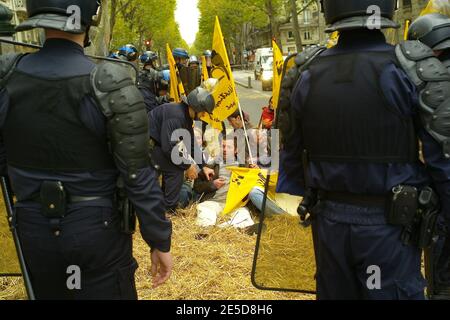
[200,17,239,131]
[327,31,339,48]
[201,55,209,82]
[223,167,278,215]
[421,0,450,16]
[404,19,411,41]
[272,40,284,110]
[166,44,185,103]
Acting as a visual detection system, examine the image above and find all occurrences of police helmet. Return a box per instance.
[173,48,189,59]
[140,51,159,65]
[189,55,200,66]
[118,44,139,62]
[16,0,101,34]
[408,13,450,51]
[184,78,219,114]
[320,0,399,33]
[203,50,212,57]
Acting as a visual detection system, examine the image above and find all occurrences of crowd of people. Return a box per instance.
[1,0,450,301]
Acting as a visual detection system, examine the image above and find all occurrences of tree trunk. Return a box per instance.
[86,0,112,56]
[289,0,303,52]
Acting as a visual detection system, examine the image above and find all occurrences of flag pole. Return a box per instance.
[237,102,255,165]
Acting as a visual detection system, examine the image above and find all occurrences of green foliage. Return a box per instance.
[111,0,187,62]
[192,0,269,55]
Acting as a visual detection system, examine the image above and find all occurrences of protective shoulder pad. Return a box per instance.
[396,41,450,87]
[0,53,23,86]
[91,61,150,178]
[396,41,450,158]
[294,46,326,71]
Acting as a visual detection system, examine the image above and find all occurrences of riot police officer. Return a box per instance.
[118,44,139,63]
[138,51,164,112]
[140,51,159,71]
[408,13,450,299]
[279,0,450,299]
[203,50,213,76]
[0,0,172,299]
[149,86,216,212]
[173,47,189,69]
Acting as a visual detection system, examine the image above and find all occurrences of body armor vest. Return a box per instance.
[300,50,419,163]
[3,69,115,171]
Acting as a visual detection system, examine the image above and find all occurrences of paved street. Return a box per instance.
[233,70,273,127]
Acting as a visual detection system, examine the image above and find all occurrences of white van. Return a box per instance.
[254,47,273,82]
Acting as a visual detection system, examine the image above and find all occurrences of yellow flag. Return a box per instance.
[201,55,209,82]
[166,44,185,103]
[272,40,284,110]
[327,31,339,48]
[200,17,239,131]
[421,0,450,16]
[223,167,279,215]
[404,19,411,41]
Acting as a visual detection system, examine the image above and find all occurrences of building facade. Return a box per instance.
[0,0,42,45]
[250,0,433,54]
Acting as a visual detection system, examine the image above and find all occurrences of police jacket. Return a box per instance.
[0,39,172,252]
[279,30,450,227]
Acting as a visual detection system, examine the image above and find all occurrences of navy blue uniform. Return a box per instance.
[148,102,203,210]
[279,31,450,300]
[0,39,171,299]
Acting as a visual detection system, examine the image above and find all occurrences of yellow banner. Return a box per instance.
[201,55,209,82]
[421,0,450,16]
[404,20,411,41]
[223,167,279,215]
[166,44,185,103]
[272,40,283,110]
[200,17,239,131]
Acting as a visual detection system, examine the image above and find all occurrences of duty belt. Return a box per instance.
[28,194,106,204]
[317,190,388,208]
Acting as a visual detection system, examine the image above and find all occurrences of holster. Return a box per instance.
[390,185,440,248]
[116,178,137,235]
[40,181,67,219]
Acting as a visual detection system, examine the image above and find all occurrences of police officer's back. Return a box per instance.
[0,0,172,299]
[279,0,450,300]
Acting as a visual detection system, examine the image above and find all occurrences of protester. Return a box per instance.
[195,138,254,229]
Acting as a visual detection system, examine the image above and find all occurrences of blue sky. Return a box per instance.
[175,0,200,46]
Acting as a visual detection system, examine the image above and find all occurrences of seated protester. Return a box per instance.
[195,138,254,229]
[228,110,271,168]
[193,161,224,202]
[178,127,209,208]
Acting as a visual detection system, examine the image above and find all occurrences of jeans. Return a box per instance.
[248,187,286,216]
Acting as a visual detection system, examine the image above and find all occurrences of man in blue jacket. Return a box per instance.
[0,0,172,299]
[278,0,450,299]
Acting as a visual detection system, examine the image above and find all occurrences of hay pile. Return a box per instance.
[0,197,314,300]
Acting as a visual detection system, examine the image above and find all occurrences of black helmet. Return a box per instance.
[16,0,101,34]
[183,78,219,114]
[118,44,138,62]
[408,13,450,51]
[320,0,398,33]
[140,51,158,65]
